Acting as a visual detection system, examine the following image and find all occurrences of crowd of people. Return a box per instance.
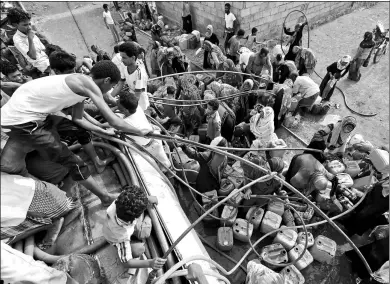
[0,3,389,284]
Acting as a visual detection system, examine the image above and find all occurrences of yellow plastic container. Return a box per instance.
[344,160,360,178]
[288,244,314,270]
[280,265,305,284]
[336,173,354,188]
[202,190,218,205]
[246,206,265,230]
[273,226,298,250]
[297,232,314,248]
[217,227,234,251]
[260,211,282,235]
[267,200,285,216]
[260,243,288,270]
[310,235,337,263]
[220,205,238,226]
[269,139,288,158]
[228,192,244,206]
[233,218,254,243]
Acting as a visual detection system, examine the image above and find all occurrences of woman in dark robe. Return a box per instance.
[182,2,193,34]
[203,25,220,69]
[283,21,308,61]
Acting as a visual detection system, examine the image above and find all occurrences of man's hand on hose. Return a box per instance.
[149,258,167,270]
[243,188,252,200]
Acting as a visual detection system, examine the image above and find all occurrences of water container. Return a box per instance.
[316,188,331,204]
[369,149,389,173]
[297,232,314,248]
[273,226,298,250]
[288,244,314,270]
[191,30,200,41]
[246,206,265,230]
[217,227,234,251]
[303,206,314,223]
[289,98,299,113]
[344,161,360,178]
[219,178,235,196]
[260,243,288,270]
[310,235,337,263]
[228,192,244,206]
[227,175,244,190]
[336,173,354,188]
[202,190,218,205]
[269,139,287,158]
[260,211,282,235]
[353,176,378,192]
[202,203,219,226]
[267,200,285,216]
[220,205,238,226]
[233,218,254,243]
[326,160,346,175]
[179,37,188,50]
[282,209,297,231]
[280,265,305,284]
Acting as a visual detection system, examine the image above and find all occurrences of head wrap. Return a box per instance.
[241,79,254,92]
[204,90,216,100]
[242,153,269,180]
[268,157,285,173]
[157,20,164,29]
[205,25,213,38]
[337,55,351,70]
[210,136,227,147]
[328,116,357,149]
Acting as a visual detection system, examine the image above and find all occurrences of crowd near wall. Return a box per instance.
[155,1,378,41]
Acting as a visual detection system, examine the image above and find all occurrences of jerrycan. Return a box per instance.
[336,173,354,188]
[310,235,337,263]
[316,188,331,203]
[267,200,285,216]
[216,227,234,251]
[246,206,265,230]
[297,232,314,248]
[202,203,219,227]
[260,211,282,235]
[220,205,238,226]
[233,218,254,243]
[280,265,305,284]
[268,139,287,158]
[260,243,288,270]
[273,226,298,250]
[302,205,315,223]
[288,244,314,270]
[344,160,360,178]
[219,178,235,196]
[228,192,244,206]
[202,190,218,205]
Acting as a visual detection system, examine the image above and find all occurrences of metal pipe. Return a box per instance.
[281,125,309,146]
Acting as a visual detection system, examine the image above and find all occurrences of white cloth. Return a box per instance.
[13,30,50,73]
[249,107,275,144]
[120,62,150,111]
[123,106,153,146]
[112,53,123,71]
[1,74,85,126]
[239,49,254,69]
[224,12,236,29]
[1,173,35,227]
[1,241,68,284]
[292,76,320,99]
[102,202,136,244]
[103,10,115,25]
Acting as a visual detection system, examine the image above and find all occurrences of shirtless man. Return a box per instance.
[1,60,149,206]
[246,47,273,78]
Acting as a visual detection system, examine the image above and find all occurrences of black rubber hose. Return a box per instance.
[281,10,310,55]
[313,70,377,117]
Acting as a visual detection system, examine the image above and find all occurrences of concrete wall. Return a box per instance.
[155,1,377,41]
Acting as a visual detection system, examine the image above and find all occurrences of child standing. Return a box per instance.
[102,185,166,273]
[103,4,120,43]
[206,99,221,143]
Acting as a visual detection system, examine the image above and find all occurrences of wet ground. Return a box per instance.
[22,1,389,283]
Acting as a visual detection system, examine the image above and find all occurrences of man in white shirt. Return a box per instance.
[103,4,120,43]
[10,8,50,76]
[112,41,124,71]
[290,71,320,116]
[111,42,150,112]
[224,3,236,52]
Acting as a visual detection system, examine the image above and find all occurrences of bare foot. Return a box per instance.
[95,156,116,174]
[40,217,64,250]
[101,192,119,207]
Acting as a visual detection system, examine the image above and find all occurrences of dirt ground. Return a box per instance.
[22,1,389,283]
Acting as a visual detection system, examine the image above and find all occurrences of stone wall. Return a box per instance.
[155,1,377,41]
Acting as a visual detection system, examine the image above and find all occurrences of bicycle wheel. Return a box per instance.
[373,45,385,63]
